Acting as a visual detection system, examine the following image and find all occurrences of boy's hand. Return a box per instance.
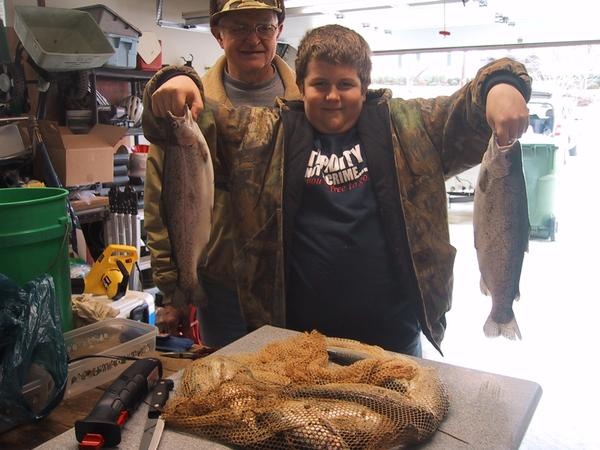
[151,75,204,120]
[485,83,529,147]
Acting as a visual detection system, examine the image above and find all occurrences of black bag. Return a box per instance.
[0,273,68,433]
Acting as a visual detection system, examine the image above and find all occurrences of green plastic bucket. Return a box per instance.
[0,188,73,331]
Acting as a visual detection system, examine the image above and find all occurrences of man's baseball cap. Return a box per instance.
[209,0,285,26]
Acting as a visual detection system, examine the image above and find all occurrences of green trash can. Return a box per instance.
[0,187,74,331]
[521,143,558,241]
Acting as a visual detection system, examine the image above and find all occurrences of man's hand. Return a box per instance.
[155,304,194,339]
[155,304,185,336]
[151,75,204,120]
[485,83,529,147]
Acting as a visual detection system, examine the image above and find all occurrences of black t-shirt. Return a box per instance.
[286,128,420,353]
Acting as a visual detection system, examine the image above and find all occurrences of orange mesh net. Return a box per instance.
[163,331,449,449]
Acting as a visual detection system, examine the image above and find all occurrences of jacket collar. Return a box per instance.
[202,54,300,107]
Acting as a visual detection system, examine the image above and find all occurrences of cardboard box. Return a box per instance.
[71,195,110,212]
[39,122,126,187]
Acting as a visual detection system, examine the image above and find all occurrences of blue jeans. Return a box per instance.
[402,333,422,357]
[195,278,423,358]
[196,277,247,348]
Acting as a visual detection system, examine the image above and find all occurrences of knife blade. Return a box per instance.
[138,378,174,450]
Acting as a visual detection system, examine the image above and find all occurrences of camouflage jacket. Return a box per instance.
[143,55,300,297]
[143,57,531,352]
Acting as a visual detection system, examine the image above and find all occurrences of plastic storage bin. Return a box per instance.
[75,4,141,39]
[13,5,114,71]
[521,143,558,240]
[63,318,157,398]
[76,4,141,69]
[104,33,139,69]
[86,290,156,325]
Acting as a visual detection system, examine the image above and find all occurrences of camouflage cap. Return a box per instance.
[210,0,285,26]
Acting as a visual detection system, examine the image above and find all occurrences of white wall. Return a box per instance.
[8,0,600,71]
[9,0,224,74]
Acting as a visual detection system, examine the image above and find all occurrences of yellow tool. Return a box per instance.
[83,245,138,300]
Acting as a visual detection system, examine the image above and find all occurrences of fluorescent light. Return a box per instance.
[408,0,465,6]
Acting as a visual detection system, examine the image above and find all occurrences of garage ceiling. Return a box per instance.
[176,0,599,51]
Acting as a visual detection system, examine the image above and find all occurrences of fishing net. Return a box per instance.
[162,331,449,449]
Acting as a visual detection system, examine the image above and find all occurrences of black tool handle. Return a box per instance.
[75,358,162,448]
[148,379,174,419]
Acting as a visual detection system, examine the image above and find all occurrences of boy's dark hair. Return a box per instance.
[295,24,372,94]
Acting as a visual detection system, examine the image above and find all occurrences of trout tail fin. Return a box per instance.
[483,314,522,340]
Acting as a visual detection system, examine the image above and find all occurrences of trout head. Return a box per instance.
[168,106,200,146]
[483,138,521,180]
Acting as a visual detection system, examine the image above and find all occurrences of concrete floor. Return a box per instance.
[421,114,600,449]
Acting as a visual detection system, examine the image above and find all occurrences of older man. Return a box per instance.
[143,0,300,346]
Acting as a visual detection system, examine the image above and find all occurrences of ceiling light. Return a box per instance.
[408,0,464,6]
[494,13,509,23]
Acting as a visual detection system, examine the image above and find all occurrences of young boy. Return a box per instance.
[142,24,530,356]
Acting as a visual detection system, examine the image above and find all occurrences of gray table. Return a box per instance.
[36,325,542,450]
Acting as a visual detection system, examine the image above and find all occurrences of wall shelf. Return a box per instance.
[94,67,157,81]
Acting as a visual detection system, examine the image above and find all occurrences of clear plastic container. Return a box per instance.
[63,318,157,398]
[22,364,55,414]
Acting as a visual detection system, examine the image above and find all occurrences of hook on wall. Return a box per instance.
[181,54,194,67]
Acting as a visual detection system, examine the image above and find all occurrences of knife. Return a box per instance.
[138,378,174,450]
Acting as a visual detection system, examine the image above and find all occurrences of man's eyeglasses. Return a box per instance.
[220,23,278,39]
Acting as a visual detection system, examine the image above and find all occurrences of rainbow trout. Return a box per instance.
[162,106,214,307]
[473,136,529,340]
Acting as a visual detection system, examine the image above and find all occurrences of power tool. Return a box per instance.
[75,358,166,449]
[72,244,138,300]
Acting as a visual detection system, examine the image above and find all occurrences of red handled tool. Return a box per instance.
[75,358,163,449]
